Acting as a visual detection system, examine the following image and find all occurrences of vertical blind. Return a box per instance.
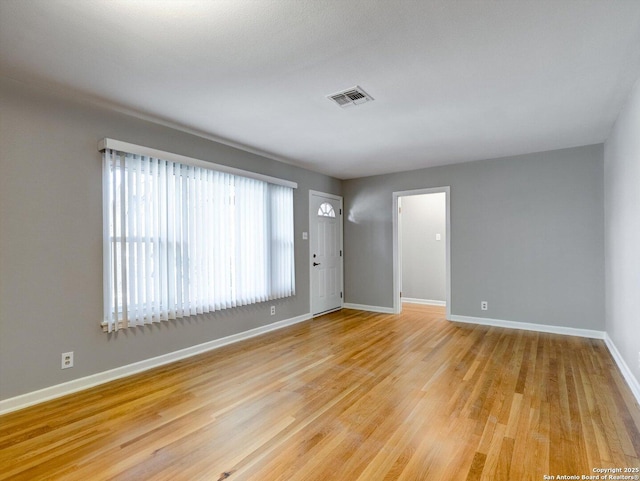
[102,148,295,332]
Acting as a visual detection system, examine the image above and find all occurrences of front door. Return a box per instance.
[310,192,343,316]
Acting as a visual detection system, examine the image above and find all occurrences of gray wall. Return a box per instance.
[604,76,640,389]
[344,144,605,330]
[401,193,446,302]
[0,77,341,400]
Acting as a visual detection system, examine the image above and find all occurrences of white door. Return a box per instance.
[310,192,343,316]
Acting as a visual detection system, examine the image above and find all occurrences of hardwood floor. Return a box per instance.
[1,305,639,480]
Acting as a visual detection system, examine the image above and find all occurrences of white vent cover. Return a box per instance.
[327,86,374,108]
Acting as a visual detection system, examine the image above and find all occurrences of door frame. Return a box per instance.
[309,190,344,316]
[392,187,451,318]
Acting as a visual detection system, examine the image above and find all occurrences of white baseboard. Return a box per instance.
[343,303,395,314]
[604,334,640,406]
[449,314,605,339]
[0,313,312,416]
[402,298,446,307]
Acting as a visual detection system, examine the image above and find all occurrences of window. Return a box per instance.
[102,148,295,332]
[317,202,336,217]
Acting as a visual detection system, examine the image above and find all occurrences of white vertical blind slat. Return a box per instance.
[102,150,114,331]
[113,152,129,327]
[166,162,175,320]
[134,156,145,325]
[126,154,136,324]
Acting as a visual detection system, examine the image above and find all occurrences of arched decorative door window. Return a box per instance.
[317,202,336,218]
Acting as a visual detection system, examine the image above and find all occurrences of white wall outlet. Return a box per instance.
[302,232,308,240]
[61,352,74,369]
[435,233,441,241]
[481,301,488,311]
[270,306,276,316]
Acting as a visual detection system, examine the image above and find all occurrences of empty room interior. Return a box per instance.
[2,1,640,479]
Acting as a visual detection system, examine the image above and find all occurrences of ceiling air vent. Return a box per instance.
[327,86,374,108]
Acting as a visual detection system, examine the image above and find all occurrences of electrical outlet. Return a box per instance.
[61,352,74,369]
[481,301,488,311]
[270,306,276,316]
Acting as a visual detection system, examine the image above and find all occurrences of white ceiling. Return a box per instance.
[2,1,640,179]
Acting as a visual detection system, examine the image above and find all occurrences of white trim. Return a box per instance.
[402,298,446,307]
[0,313,311,416]
[604,334,640,406]
[393,187,451,318]
[98,138,297,189]
[309,191,344,316]
[449,314,605,339]
[343,303,395,314]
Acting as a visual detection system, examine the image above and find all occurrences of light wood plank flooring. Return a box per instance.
[1,305,639,480]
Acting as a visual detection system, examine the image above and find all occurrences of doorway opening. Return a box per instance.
[392,187,451,317]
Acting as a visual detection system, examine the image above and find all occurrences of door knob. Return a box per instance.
[313,262,321,266]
